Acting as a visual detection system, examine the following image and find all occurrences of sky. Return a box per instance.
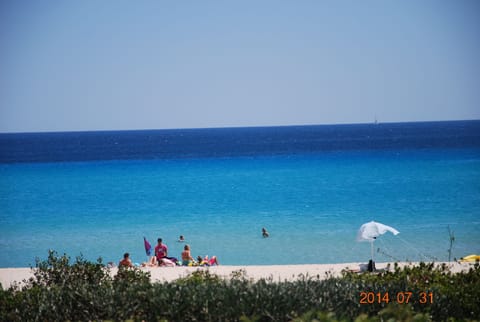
[1,0,479,133]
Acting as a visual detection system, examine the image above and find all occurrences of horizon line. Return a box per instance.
[1,118,479,135]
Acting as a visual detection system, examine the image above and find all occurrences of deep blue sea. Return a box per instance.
[1,121,479,268]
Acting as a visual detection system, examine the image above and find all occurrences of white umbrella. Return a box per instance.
[357,221,399,266]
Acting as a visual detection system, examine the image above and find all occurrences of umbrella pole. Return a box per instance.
[368,241,376,272]
[371,241,374,262]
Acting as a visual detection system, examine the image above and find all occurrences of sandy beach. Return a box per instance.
[0,261,474,289]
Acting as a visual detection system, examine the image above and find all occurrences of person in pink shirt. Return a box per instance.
[154,238,168,262]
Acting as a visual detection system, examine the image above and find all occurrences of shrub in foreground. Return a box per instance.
[0,251,479,321]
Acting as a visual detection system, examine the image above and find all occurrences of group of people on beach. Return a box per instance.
[118,227,269,268]
[118,236,219,268]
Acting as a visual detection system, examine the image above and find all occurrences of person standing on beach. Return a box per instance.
[155,238,168,262]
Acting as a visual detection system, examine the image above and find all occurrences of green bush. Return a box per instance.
[1,251,479,321]
[340,262,480,321]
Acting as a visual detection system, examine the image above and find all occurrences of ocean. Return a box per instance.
[1,121,479,268]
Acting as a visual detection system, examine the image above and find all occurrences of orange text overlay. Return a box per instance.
[359,291,434,304]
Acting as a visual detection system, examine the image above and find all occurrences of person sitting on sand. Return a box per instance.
[196,255,219,266]
[141,256,158,267]
[262,227,269,238]
[154,238,179,265]
[181,244,195,266]
[158,257,176,267]
[119,252,134,268]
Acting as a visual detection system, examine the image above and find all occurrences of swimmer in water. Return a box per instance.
[262,227,269,238]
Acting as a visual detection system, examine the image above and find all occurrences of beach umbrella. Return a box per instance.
[144,237,152,256]
[357,221,399,268]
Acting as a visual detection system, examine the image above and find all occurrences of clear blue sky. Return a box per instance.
[1,0,479,132]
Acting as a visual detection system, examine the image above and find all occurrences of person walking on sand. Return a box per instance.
[155,238,168,262]
[119,252,134,268]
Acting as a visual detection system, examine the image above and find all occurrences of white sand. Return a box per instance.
[0,262,474,289]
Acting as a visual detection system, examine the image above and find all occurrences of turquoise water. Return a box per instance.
[1,146,479,267]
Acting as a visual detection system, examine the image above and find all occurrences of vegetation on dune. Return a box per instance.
[1,250,479,321]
